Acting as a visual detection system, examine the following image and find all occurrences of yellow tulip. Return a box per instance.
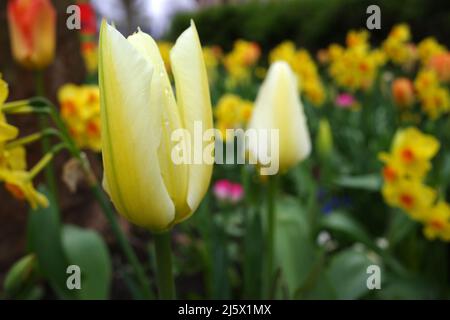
[99,20,213,231]
[247,61,311,174]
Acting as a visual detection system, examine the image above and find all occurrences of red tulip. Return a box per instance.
[7,0,56,70]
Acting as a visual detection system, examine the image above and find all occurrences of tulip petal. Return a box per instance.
[127,30,190,218]
[170,20,214,221]
[248,61,311,172]
[99,21,174,231]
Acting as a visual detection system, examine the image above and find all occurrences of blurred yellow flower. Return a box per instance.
[223,40,261,84]
[0,170,49,209]
[58,84,101,152]
[0,75,47,208]
[414,69,450,119]
[422,202,450,241]
[214,94,253,141]
[389,127,439,180]
[270,42,325,106]
[346,30,369,49]
[247,62,311,173]
[417,37,446,65]
[382,24,416,66]
[202,45,222,83]
[382,179,436,220]
[379,127,450,242]
[327,30,385,92]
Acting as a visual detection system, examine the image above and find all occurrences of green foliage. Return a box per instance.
[168,0,450,52]
[27,186,112,299]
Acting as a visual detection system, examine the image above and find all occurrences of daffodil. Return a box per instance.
[99,20,213,231]
[0,75,19,143]
[422,202,450,241]
[58,84,101,151]
[247,61,311,174]
[382,179,436,221]
[214,94,253,141]
[0,170,48,209]
[389,127,440,180]
[382,24,416,66]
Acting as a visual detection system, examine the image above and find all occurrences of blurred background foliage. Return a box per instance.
[168,0,450,53]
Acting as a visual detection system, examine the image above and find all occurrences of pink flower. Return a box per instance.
[229,183,244,203]
[335,93,356,108]
[213,179,232,201]
[213,179,244,204]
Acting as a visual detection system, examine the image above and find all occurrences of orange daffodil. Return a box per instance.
[0,74,48,209]
[380,127,450,241]
[99,21,213,231]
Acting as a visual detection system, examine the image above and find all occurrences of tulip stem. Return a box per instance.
[91,184,153,299]
[34,71,59,202]
[154,231,176,299]
[265,174,278,298]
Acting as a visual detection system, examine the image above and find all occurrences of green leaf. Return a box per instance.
[320,211,378,252]
[275,196,319,298]
[334,174,381,191]
[27,185,75,299]
[387,210,418,249]
[326,248,378,299]
[375,272,437,299]
[3,254,38,298]
[61,225,112,300]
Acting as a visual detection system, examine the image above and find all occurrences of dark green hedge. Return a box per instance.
[167,0,450,52]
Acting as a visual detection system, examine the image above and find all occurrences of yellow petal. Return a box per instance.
[99,21,174,231]
[170,20,214,221]
[127,30,189,219]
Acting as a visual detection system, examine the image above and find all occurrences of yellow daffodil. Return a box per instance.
[422,202,450,241]
[99,20,213,231]
[0,75,19,143]
[214,94,253,141]
[247,61,311,173]
[0,170,48,209]
[388,127,440,179]
[58,84,101,152]
[382,179,436,221]
[327,31,385,91]
[417,37,446,65]
[223,39,260,84]
[382,24,416,66]
[414,69,450,119]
